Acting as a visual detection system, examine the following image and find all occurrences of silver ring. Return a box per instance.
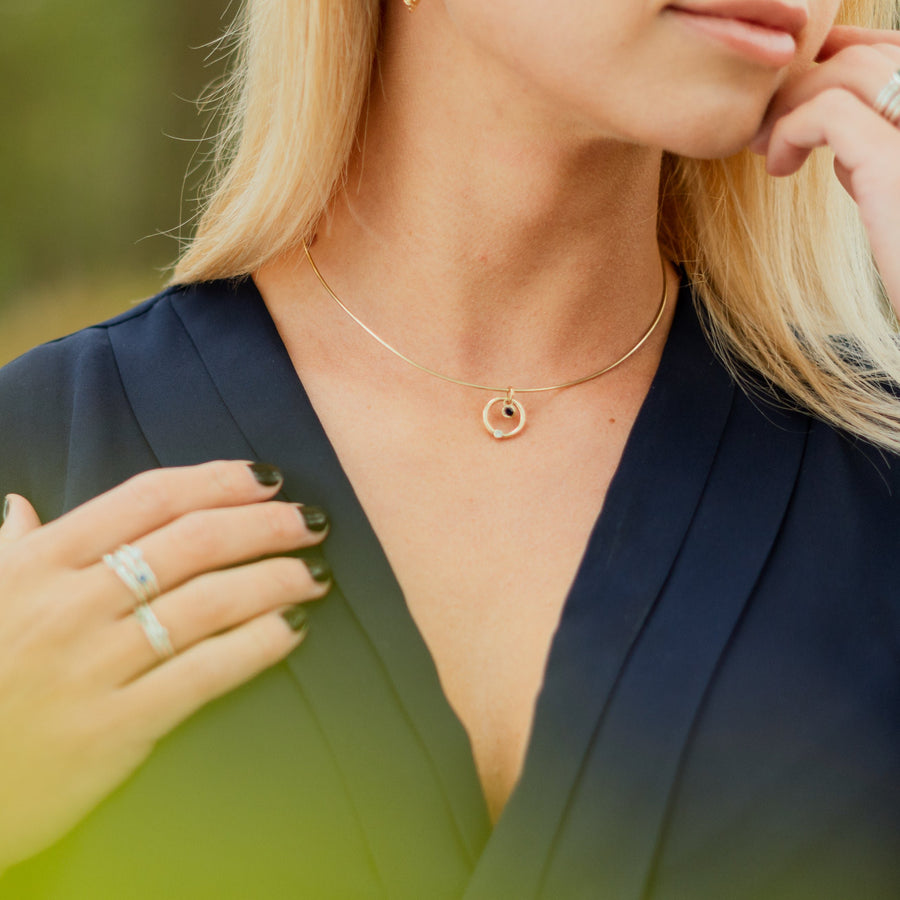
[873,70,900,127]
[102,544,160,604]
[133,602,175,660]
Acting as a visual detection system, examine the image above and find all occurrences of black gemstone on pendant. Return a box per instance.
[503,405,516,417]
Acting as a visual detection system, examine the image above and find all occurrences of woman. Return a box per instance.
[1,0,899,896]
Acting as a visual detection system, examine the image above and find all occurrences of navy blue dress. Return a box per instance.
[0,277,898,899]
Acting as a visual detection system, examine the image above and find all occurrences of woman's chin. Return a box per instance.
[661,122,765,161]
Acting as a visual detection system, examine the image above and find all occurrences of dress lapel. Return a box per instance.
[109,282,491,893]
[109,279,809,898]
[106,289,258,465]
[539,386,809,899]
[464,292,809,898]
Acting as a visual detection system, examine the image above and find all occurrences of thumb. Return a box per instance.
[0,494,43,543]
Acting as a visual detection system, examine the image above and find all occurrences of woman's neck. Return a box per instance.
[259,2,671,388]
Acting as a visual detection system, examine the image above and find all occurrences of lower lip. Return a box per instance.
[666,8,798,67]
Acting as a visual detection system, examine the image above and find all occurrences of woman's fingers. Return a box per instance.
[0,494,42,544]
[747,28,900,312]
[763,87,900,309]
[751,42,900,153]
[104,555,330,681]
[764,87,898,177]
[37,460,286,569]
[0,460,335,870]
[117,609,311,739]
[92,500,329,617]
[816,25,900,62]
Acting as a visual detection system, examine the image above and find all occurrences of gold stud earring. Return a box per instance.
[403,0,421,10]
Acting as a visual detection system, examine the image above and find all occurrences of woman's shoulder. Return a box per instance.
[1,280,240,375]
[1,288,173,385]
[0,281,242,518]
[744,381,900,512]
[0,279,253,406]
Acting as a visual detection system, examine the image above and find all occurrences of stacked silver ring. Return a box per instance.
[103,543,159,603]
[874,70,900,127]
[102,544,175,660]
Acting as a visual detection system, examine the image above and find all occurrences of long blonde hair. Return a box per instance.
[174,0,900,453]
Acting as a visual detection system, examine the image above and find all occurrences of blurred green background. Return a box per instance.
[0,0,231,364]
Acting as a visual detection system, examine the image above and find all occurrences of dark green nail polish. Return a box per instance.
[249,463,283,487]
[299,505,329,533]
[2,495,8,524]
[281,604,309,633]
[304,557,332,584]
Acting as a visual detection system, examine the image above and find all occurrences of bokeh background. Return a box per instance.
[0,0,230,364]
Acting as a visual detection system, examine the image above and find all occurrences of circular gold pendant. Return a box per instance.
[483,395,526,439]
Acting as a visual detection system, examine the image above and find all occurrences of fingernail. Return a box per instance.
[249,463,283,487]
[304,557,332,584]
[298,505,329,533]
[281,604,309,633]
[2,495,9,524]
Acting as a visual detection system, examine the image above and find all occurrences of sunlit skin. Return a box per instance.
[432,0,840,158]
[256,0,900,822]
[264,0,849,386]
[254,0,900,823]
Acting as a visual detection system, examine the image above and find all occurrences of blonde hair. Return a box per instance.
[175,0,900,453]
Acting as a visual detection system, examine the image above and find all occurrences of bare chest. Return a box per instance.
[299,381,640,821]
[256,256,673,820]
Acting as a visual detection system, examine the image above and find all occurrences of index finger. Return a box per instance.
[817,25,900,62]
[34,460,285,568]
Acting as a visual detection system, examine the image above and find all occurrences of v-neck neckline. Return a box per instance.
[109,273,804,896]
[169,270,727,785]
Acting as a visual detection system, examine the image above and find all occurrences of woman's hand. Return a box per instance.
[0,461,331,874]
[749,26,900,313]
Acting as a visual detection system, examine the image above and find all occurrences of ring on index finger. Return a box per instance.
[874,70,900,126]
[102,544,160,604]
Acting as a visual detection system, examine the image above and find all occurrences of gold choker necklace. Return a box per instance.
[302,242,669,440]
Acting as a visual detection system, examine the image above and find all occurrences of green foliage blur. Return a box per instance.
[0,0,232,360]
